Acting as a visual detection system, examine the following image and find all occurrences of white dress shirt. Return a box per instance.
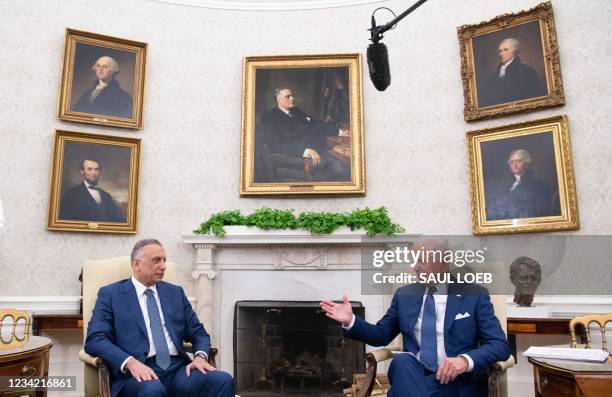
[498,58,515,78]
[84,180,101,204]
[89,79,108,104]
[343,284,474,371]
[120,277,179,371]
[510,174,521,191]
[131,277,179,358]
[120,277,208,372]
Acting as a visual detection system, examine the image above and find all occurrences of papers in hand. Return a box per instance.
[523,346,609,363]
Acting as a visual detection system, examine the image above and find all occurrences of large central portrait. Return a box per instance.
[240,54,365,196]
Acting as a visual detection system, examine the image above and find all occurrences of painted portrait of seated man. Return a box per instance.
[259,86,350,182]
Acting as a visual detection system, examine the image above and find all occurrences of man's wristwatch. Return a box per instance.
[194,352,207,361]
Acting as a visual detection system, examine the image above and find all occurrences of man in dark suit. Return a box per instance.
[485,149,558,220]
[478,38,547,108]
[72,56,133,118]
[320,241,510,397]
[59,158,123,222]
[85,239,235,397]
[261,86,350,181]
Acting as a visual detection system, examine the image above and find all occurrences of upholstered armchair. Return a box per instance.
[78,256,217,397]
[356,295,515,397]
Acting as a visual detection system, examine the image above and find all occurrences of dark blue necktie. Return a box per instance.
[144,289,171,370]
[420,286,438,372]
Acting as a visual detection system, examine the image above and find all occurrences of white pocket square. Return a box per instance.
[455,312,471,320]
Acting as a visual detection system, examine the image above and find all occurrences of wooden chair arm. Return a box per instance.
[488,355,515,396]
[367,348,395,364]
[492,355,515,373]
[79,349,111,397]
[355,349,394,397]
[208,347,218,367]
[79,349,106,368]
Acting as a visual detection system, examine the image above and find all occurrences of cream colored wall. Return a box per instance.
[1,0,611,298]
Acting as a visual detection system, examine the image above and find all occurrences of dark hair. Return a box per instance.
[131,238,163,264]
[273,86,292,101]
[79,158,102,171]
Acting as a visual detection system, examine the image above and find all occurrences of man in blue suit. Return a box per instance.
[85,239,234,397]
[320,241,510,397]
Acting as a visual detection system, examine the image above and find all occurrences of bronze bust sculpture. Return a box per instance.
[509,256,542,307]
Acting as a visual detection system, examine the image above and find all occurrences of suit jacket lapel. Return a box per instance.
[404,284,426,351]
[122,280,148,339]
[78,183,99,208]
[156,283,181,350]
[444,284,464,336]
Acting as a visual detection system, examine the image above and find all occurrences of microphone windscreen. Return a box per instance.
[367,42,391,91]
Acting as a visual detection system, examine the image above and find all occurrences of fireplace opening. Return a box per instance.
[234,301,365,397]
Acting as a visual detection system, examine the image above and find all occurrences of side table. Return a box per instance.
[0,336,52,396]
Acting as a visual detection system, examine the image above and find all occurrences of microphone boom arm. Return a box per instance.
[370,0,429,43]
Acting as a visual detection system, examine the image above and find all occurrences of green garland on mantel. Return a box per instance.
[193,207,405,237]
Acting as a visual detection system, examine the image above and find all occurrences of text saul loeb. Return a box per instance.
[369,245,493,285]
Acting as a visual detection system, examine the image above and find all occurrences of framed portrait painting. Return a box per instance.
[467,115,578,235]
[240,54,365,196]
[58,29,147,129]
[47,130,141,233]
[458,2,564,121]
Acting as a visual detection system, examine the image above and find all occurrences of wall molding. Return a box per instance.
[147,0,386,11]
[0,296,81,314]
[0,295,196,314]
[506,295,612,319]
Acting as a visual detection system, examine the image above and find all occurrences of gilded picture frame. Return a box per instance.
[47,130,141,234]
[457,2,564,121]
[240,54,365,196]
[57,29,147,129]
[467,115,578,235]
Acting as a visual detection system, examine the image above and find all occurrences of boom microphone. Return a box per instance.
[367,41,391,91]
[366,0,429,91]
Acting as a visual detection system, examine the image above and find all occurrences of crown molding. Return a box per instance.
[147,0,386,11]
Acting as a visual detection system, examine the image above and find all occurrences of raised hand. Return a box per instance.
[319,295,354,326]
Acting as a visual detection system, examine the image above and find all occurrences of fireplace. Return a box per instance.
[234,301,365,396]
[182,230,398,373]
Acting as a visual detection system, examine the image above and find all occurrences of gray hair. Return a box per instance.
[131,238,162,264]
[500,38,520,55]
[508,149,532,164]
[91,56,120,74]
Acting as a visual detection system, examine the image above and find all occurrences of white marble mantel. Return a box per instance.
[181,227,410,371]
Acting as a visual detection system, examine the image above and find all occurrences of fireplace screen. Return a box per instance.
[234,301,365,396]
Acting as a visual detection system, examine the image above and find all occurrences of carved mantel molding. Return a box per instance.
[182,226,412,277]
